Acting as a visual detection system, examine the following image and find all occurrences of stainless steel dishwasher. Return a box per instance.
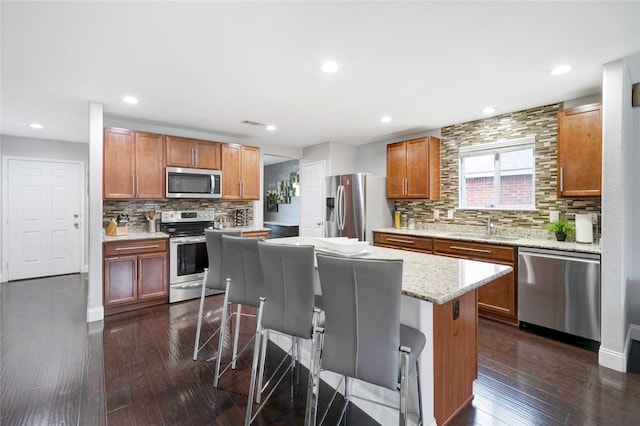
[518,247,601,342]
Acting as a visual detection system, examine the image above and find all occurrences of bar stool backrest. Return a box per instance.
[257,241,316,339]
[204,229,242,290]
[221,235,264,308]
[316,254,403,391]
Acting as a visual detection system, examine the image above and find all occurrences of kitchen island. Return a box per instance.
[266,236,512,426]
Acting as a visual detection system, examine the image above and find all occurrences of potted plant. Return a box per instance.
[545,218,576,241]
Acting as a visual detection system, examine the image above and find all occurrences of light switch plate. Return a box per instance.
[447,209,454,219]
[550,211,560,223]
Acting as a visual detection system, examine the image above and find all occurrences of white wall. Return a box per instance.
[329,142,357,176]
[0,135,90,280]
[87,103,104,322]
[599,57,635,371]
[628,54,640,327]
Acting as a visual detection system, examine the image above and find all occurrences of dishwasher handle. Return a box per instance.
[519,249,600,265]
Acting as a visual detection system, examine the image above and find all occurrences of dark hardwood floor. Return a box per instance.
[3,274,640,425]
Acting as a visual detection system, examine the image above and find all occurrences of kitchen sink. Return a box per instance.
[448,233,520,242]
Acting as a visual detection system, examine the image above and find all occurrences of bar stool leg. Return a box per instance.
[214,279,231,388]
[193,269,209,360]
[232,304,242,369]
[256,329,269,404]
[245,297,265,425]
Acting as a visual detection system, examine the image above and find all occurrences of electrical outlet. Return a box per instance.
[591,213,598,226]
[447,209,454,219]
[434,209,440,220]
[550,211,560,223]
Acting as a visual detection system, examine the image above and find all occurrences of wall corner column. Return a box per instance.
[87,102,104,322]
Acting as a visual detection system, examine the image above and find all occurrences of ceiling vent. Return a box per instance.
[241,120,266,127]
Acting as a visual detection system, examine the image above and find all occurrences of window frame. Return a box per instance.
[458,136,536,210]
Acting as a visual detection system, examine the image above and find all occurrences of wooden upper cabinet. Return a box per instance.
[166,136,221,170]
[104,127,136,199]
[104,128,165,199]
[221,144,260,200]
[386,137,440,199]
[557,103,602,197]
[135,132,165,199]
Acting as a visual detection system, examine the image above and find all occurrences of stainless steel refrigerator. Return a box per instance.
[324,173,393,242]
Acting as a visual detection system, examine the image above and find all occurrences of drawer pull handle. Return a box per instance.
[114,245,160,251]
[387,237,415,244]
[449,245,492,254]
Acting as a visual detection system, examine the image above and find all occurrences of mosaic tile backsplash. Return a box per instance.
[394,103,602,238]
[104,200,253,232]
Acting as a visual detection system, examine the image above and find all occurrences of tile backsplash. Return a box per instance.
[394,103,602,236]
[103,200,253,232]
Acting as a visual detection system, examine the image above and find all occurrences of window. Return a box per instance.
[459,136,535,209]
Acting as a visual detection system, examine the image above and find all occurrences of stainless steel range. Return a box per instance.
[160,210,219,303]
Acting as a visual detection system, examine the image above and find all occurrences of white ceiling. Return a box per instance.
[2,2,639,150]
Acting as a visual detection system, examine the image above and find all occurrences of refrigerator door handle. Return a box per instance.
[337,184,345,231]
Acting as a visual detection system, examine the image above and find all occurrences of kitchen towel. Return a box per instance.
[575,214,593,243]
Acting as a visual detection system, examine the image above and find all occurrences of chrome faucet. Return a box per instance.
[486,216,495,236]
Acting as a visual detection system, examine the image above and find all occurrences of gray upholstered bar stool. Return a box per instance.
[244,241,322,425]
[193,228,242,361]
[308,254,426,426]
[213,235,265,388]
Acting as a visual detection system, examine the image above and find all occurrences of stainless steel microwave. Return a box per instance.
[166,166,222,199]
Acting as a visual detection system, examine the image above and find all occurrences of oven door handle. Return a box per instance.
[172,282,204,290]
[170,238,205,244]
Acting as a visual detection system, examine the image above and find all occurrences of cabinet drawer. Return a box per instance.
[374,232,432,253]
[242,230,270,239]
[434,239,515,263]
[104,238,168,257]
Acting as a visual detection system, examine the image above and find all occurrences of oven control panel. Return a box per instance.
[161,210,215,223]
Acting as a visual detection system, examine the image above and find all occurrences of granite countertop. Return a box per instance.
[266,236,512,305]
[103,231,170,242]
[102,226,270,242]
[374,227,601,255]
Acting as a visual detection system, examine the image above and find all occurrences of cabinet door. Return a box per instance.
[138,252,168,300]
[405,138,430,198]
[222,144,242,200]
[104,255,138,306]
[166,136,195,167]
[386,141,407,198]
[135,132,165,199]
[557,103,602,197]
[477,270,516,319]
[241,146,260,200]
[195,141,221,170]
[104,128,136,199]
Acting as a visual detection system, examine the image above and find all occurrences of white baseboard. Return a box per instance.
[599,346,627,372]
[629,323,640,341]
[598,323,640,373]
[87,306,104,323]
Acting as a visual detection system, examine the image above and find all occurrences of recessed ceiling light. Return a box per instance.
[380,116,391,123]
[482,107,496,114]
[550,65,572,75]
[266,125,277,131]
[123,96,139,104]
[321,61,338,73]
[29,123,44,129]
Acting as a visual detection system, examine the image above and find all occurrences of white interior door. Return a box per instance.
[300,160,325,237]
[7,159,81,280]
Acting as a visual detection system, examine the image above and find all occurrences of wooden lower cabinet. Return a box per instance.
[434,239,517,325]
[374,232,518,325]
[103,239,168,315]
